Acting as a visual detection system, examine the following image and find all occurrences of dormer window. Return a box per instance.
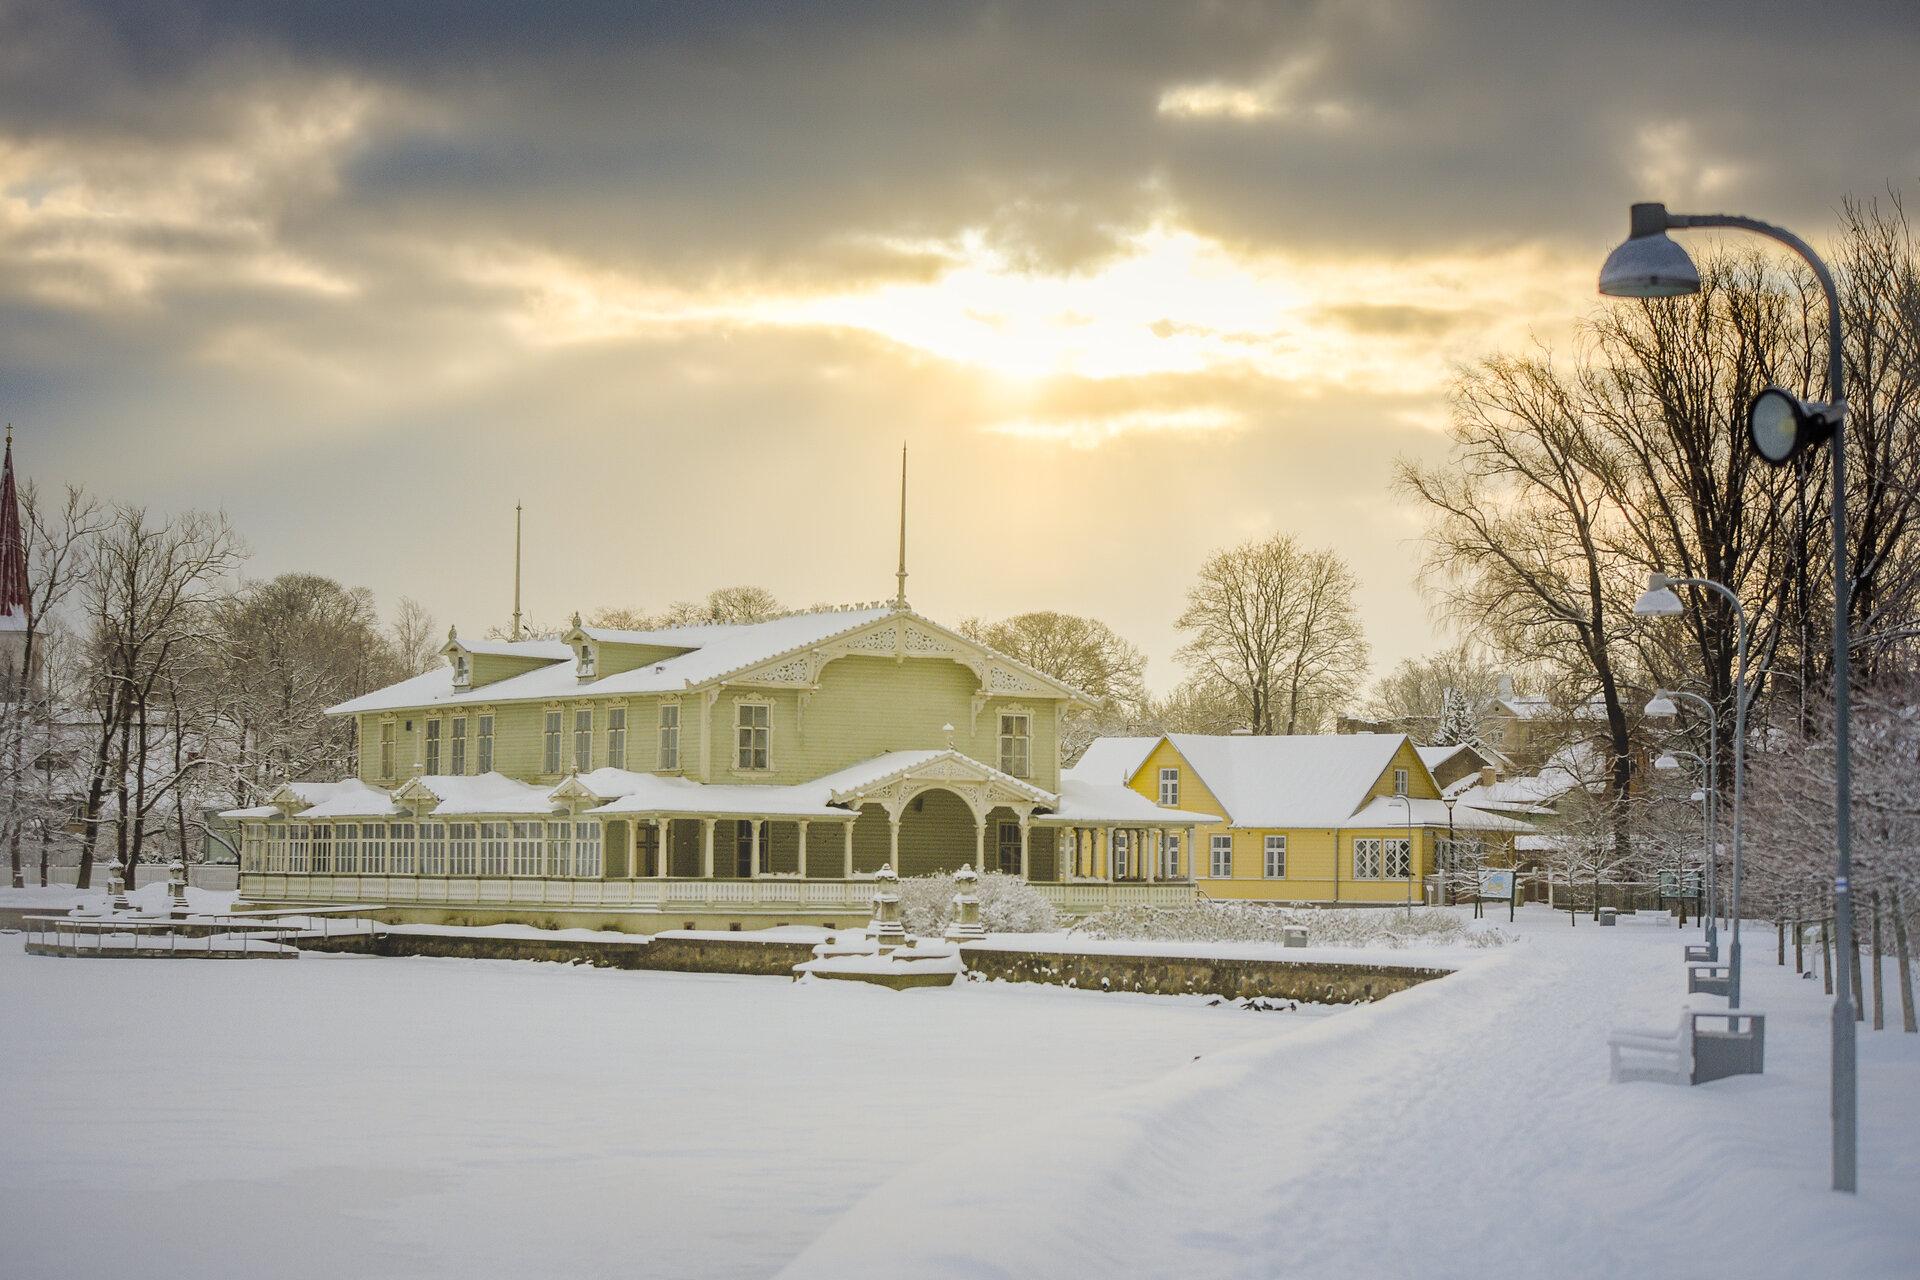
[576,644,597,678]
[452,654,471,688]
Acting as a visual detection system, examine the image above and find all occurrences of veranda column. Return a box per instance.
[656,818,669,878]
[973,816,987,873]
[701,817,716,879]
[888,812,902,874]
[1145,829,1157,883]
[1100,827,1112,882]
[842,821,855,879]
[1187,826,1198,881]
[1018,816,1031,881]
[796,820,809,879]
[749,819,762,878]
[629,823,640,880]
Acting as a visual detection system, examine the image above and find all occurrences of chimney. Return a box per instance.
[1479,765,1498,787]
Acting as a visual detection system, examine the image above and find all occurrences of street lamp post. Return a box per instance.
[1654,749,1711,928]
[1646,688,1721,949]
[1443,794,1458,908]
[1633,572,1750,1008]
[1392,792,1416,918]
[1602,202,1857,1193]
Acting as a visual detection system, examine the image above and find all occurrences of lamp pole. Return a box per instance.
[1655,748,1710,927]
[1647,573,1747,1004]
[1602,203,1856,1192]
[1654,689,1720,946]
[1443,794,1458,908]
[1394,793,1416,918]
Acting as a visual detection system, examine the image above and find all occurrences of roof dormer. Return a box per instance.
[437,625,575,690]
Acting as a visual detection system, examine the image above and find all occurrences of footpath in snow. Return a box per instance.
[780,905,1919,1280]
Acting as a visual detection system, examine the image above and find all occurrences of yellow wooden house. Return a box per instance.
[1067,733,1532,905]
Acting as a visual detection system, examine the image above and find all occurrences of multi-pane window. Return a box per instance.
[477,715,494,773]
[1158,767,1179,805]
[1111,830,1132,879]
[311,825,333,874]
[637,822,661,877]
[658,704,680,770]
[1210,833,1233,878]
[576,644,596,677]
[573,821,603,878]
[736,704,770,771]
[448,822,478,876]
[390,822,417,875]
[425,719,442,774]
[422,823,447,876]
[546,822,572,876]
[544,710,563,774]
[1393,767,1409,796]
[997,821,1021,874]
[999,712,1031,778]
[607,707,627,770]
[479,822,510,875]
[363,822,388,874]
[451,716,468,775]
[338,824,359,874]
[1161,830,1181,879]
[378,722,395,779]
[574,708,594,772]
[1354,838,1384,879]
[511,822,543,876]
[1385,837,1413,880]
[1264,834,1287,879]
[289,824,309,873]
[453,654,471,687]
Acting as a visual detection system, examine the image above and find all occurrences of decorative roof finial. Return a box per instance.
[447,624,458,642]
[891,441,909,610]
[570,609,582,629]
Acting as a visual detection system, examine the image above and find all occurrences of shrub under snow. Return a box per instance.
[1070,901,1509,949]
[898,871,1060,937]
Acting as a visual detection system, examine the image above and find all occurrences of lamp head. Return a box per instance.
[1599,204,1701,299]
[1748,385,1841,467]
[1644,693,1679,719]
[1633,572,1685,617]
[1654,753,1681,771]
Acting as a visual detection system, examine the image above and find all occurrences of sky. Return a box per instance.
[3,1,1917,695]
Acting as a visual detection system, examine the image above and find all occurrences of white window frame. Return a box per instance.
[573,821,603,879]
[449,822,478,876]
[511,822,543,876]
[576,643,597,678]
[311,825,333,874]
[362,822,388,874]
[999,711,1031,778]
[452,653,471,688]
[424,719,442,775]
[735,701,770,772]
[477,714,494,773]
[996,821,1021,874]
[390,822,417,875]
[543,710,563,775]
[1161,830,1181,879]
[1264,834,1287,879]
[1385,837,1413,880]
[378,721,395,779]
[422,823,447,876]
[1158,767,1179,806]
[606,706,627,770]
[451,715,468,776]
[546,821,572,877]
[1393,767,1409,796]
[658,703,680,771]
[1209,833,1233,878]
[1354,837,1384,880]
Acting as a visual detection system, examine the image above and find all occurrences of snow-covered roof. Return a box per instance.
[395,772,562,816]
[1343,795,1532,834]
[1416,743,1483,771]
[585,750,1055,819]
[294,779,400,819]
[328,605,1023,716]
[1038,779,1220,827]
[452,638,574,660]
[1062,736,1162,785]
[1159,732,1414,828]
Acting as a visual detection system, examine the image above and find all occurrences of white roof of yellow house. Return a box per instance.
[1075,732,1525,833]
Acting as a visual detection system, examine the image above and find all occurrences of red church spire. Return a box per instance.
[0,426,27,626]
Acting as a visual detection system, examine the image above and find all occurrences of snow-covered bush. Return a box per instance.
[898,871,1059,936]
[1070,901,1498,949]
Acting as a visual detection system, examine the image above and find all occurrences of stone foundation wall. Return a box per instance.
[298,930,816,976]
[960,947,1450,1003]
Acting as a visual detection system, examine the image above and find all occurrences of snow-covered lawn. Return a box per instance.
[786,907,1920,1279]
[2,906,1914,1279]
[0,937,1314,1279]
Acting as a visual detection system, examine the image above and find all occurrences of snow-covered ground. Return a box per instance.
[2,905,1914,1279]
[785,906,1920,1279]
[0,933,1315,1279]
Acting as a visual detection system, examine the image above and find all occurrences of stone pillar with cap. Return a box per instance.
[167,860,190,919]
[944,864,985,942]
[867,863,907,949]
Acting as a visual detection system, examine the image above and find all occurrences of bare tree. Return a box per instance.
[961,610,1151,762]
[388,596,442,676]
[1174,534,1369,735]
[1364,640,1509,743]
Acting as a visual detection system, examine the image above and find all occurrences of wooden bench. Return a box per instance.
[1609,1009,1766,1085]
[1684,939,1719,963]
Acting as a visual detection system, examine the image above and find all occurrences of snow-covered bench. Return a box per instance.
[1684,938,1719,963]
[1686,961,1732,996]
[1609,1009,1766,1085]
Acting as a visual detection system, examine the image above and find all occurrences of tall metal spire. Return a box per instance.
[892,442,909,609]
[512,501,524,641]
[0,426,27,626]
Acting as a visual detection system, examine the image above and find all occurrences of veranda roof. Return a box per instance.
[1034,779,1220,827]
